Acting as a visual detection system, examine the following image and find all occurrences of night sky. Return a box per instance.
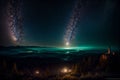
[0,0,120,47]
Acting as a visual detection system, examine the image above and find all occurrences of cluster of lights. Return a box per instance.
[34,67,72,76]
[61,67,72,73]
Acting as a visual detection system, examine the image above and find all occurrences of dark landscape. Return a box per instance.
[0,46,120,80]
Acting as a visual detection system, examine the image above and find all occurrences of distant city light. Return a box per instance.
[61,67,72,73]
[35,70,40,74]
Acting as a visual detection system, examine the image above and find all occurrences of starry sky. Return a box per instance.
[0,0,120,47]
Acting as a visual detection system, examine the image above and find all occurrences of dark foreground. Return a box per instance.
[0,47,120,80]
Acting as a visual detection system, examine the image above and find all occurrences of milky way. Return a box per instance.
[7,0,23,45]
[64,0,82,46]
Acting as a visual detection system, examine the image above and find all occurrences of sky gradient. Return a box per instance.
[0,0,120,47]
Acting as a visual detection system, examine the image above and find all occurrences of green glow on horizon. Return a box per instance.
[62,46,95,50]
[61,46,108,51]
[27,46,108,53]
